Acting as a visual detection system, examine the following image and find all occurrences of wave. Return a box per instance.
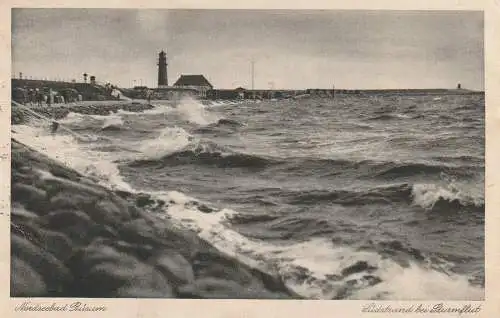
[193,118,245,135]
[12,122,484,300]
[130,135,481,180]
[153,192,484,300]
[282,156,480,180]
[174,97,221,125]
[366,113,411,121]
[411,183,484,211]
[282,182,483,212]
[134,126,193,161]
[11,124,134,192]
[286,183,413,206]
[130,142,280,169]
[101,116,125,131]
[215,118,244,127]
[371,161,476,179]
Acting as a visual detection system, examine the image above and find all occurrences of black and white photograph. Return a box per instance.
[10,8,485,300]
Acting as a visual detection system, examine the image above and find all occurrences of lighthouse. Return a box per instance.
[157,50,168,87]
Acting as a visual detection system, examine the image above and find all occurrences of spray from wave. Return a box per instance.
[135,126,193,161]
[11,124,133,192]
[101,116,125,131]
[175,97,221,125]
[149,190,484,300]
[411,182,484,210]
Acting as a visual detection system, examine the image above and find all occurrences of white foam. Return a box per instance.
[175,97,220,125]
[12,124,134,192]
[153,192,484,299]
[135,126,192,160]
[412,182,483,209]
[57,112,87,125]
[101,115,124,129]
[141,104,174,115]
[58,112,122,126]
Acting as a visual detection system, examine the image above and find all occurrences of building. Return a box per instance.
[173,75,213,98]
[157,50,168,87]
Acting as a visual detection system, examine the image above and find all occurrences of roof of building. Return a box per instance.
[173,75,213,88]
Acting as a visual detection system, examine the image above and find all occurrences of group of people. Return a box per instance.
[15,87,82,107]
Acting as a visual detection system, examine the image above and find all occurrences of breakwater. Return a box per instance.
[11,102,155,125]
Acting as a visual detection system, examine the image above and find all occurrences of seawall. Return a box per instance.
[11,101,155,125]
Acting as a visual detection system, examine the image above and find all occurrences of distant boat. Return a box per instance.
[457,83,462,89]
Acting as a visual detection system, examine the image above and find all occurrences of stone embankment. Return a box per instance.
[11,101,155,125]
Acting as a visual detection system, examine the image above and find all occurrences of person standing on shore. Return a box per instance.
[47,88,52,106]
[28,89,34,106]
[36,89,43,107]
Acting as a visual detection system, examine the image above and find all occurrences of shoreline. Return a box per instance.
[10,137,300,298]
[10,101,301,298]
[11,100,155,124]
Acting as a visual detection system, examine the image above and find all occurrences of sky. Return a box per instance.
[12,9,484,90]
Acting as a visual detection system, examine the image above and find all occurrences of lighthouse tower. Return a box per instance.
[157,50,168,87]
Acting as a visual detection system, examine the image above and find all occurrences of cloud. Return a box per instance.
[11,9,484,90]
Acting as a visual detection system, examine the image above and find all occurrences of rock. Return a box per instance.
[197,204,215,213]
[177,278,287,299]
[114,286,174,298]
[36,229,74,262]
[90,199,132,225]
[11,205,39,221]
[44,177,108,198]
[11,257,47,297]
[42,210,94,230]
[49,192,96,212]
[247,266,299,297]
[112,240,155,261]
[115,190,133,199]
[87,224,119,241]
[380,240,425,262]
[109,193,138,218]
[118,218,202,260]
[41,210,96,244]
[152,252,195,287]
[11,222,43,248]
[119,218,160,246]
[11,234,72,295]
[192,251,255,286]
[325,274,343,281]
[340,261,377,277]
[11,183,48,215]
[188,201,216,213]
[135,193,155,208]
[67,242,174,297]
[361,275,382,286]
[12,171,38,186]
[150,219,203,258]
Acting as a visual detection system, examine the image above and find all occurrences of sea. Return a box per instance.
[11,92,485,300]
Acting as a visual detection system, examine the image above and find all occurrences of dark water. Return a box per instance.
[14,93,484,299]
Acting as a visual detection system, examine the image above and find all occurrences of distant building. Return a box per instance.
[173,75,213,98]
[235,87,246,99]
